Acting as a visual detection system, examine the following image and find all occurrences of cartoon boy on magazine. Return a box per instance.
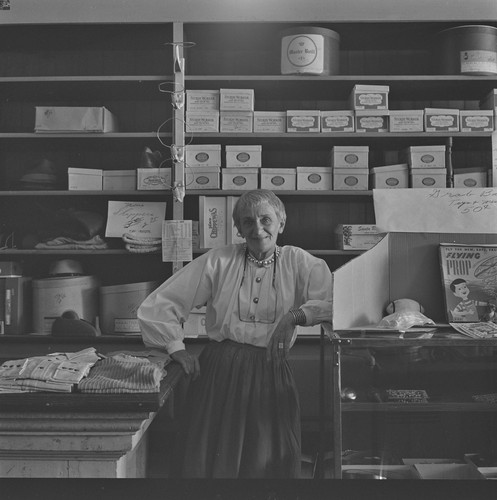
[449,278,487,322]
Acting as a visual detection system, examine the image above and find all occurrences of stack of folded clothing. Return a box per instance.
[122,233,162,254]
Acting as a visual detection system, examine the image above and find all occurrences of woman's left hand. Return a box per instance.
[267,312,296,361]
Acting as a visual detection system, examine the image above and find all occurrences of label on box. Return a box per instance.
[185,112,219,133]
[281,34,325,75]
[356,112,389,132]
[287,111,320,132]
[253,112,286,133]
[185,145,221,167]
[199,196,226,249]
[137,168,171,190]
[425,109,459,132]
[186,90,220,111]
[460,112,494,132]
[220,112,253,133]
[321,111,354,132]
[220,89,254,111]
[389,111,424,132]
[460,50,497,74]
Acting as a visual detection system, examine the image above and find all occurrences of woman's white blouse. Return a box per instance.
[137,244,333,354]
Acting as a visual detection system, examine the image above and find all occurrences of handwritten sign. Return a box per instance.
[374,187,497,234]
[162,220,192,262]
[105,201,166,238]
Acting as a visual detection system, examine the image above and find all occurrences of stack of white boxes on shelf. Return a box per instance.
[351,84,390,133]
[403,145,447,188]
[185,144,222,190]
[185,89,220,132]
[329,145,369,191]
[222,144,261,190]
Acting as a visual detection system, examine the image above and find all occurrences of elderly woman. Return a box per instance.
[138,189,332,478]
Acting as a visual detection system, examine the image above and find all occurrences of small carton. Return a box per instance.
[330,146,369,169]
[453,167,488,188]
[287,110,321,132]
[68,167,103,190]
[424,108,459,132]
[355,110,389,133]
[102,170,136,191]
[186,166,220,190]
[220,111,253,133]
[185,111,219,133]
[335,224,385,250]
[389,110,424,132]
[222,167,259,190]
[371,164,409,189]
[185,144,222,168]
[321,110,355,133]
[296,167,332,190]
[35,106,118,133]
[404,145,446,169]
[137,168,172,190]
[186,90,220,111]
[459,110,494,132]
[260,168,296,190]
[225,145,262,168]
[350,84,389,110]
[333,168,369,190]
[220,88,255,111]
[410,168,447,188]
[199,196,227,249]
[253,111,286,133]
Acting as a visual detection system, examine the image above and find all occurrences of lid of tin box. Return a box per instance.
[389,110,424,116]
[322,110,354,116]
[332,146,369,152]
[407,145,446,152]
[333,168,369,174]
[68,167,103,175]
[261,168,296,174]
[187,144,222,151]
[280,26,340,41]
[424,108,460,114]
[453,167,488,174]
[189,166,221,172]
[286,110,321,115]
[355,109,390,116]
[103,170,135,177]
[460,109,494,115]
[225,145,262,152]
[371,164,409,173]
[410,168,447,174]
[222,167,259,173]
[296,166,333,172]
[352,84,390,92]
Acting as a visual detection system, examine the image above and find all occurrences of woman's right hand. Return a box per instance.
[171,349,200,380]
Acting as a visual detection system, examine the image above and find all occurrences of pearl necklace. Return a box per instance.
[245,245,280,267]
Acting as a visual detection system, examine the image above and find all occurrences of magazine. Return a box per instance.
[439,243,497,323]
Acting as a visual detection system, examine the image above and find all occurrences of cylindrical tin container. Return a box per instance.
[434,25,497,75]
[281,26,340,75]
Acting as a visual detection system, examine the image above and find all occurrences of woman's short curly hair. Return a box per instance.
[232,189,286,231]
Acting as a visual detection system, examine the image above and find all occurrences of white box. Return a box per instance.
[226,196,245,245]
[350,84,389,110]
[321,110,355,132]
[183,306,207,337]
[355,110,389,133]
[199,196,227,249]
[222,168,259,190]
[220,111,253,133]
[185,144,222,168]
[137,168,172,190]
[287,110,320,132]
[186,90,220,111]
[424,108,459,132]
[330,146,369,169]
[185,111,219,133]
[371,164,409,189]
[102,170,136,191]
[186,166,220,190]
[260,168,296,190]
[410,168,447,188]
[220,88,254,111]
[335,224,385,250]
[253,111,286,133]
[405,145,446,169]
[68,167,103,190]
[460,110,494,132]
[225,145,262,168]
[296,167,332,190]
[389,110,424,132]
[35,106,118,133]
[453,167,488,188]
[333,168,369,190]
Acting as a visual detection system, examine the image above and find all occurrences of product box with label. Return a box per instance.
[220,111,253,133]
[334,224,385,250]
[185,111,219,133]
[35,106,119,133]
[459,110,494,132]
[225,145,262,168]
[388,110,425,132]
[103,170,136,191]
[137,167,172,190]
[404,145,446,169]
[350,84,389,110]
[424,108,459,132]
[321,110,355,133]
[222,167,259,190]
[68,168,103,190]
[220,88,255,111]
[410,168,447,188]
[186,166,220,190]
[253,111,286,133]
[296,167,332,190]
[355,110,389,133]
[199,196,227,249]
[260,168,297,190]
[185,144,222,168]
[371,164,409,189]
[287,110,321,132]
[330,146,369,169]
[333,168,369,190]
[186,90,220,111]
[453,167,488,188]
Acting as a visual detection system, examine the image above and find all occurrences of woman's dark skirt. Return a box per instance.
[180,340,301,478]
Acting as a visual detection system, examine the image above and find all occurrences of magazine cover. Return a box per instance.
[439,243,497,323]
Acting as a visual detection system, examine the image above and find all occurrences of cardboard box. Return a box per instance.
[287,110,320,132]
[296,167,332,190]
[253,111,286,133]
[68,168,103,190]
[333,168,369,190]
[220,111,253,133]
[453,167,488,188]
[260,168,296,190]
[185,144,222,168]
[222,167,259,190]
[460,110,494,132]
[102,170,136,191]
[371,164,409,189]
[185,111,219,133]
[35,106,118,133]
[220,88,254,111]
[330,146,369,169]
[137,168,171,190]
[424,108,459,132]
[410,168,447,188]
[335,224,385,250]
[199,196,227,249]
[186,166,220,190]
[321,110,355,132]
[350,84,389,110]
[404,145,446,169]
[389,110,424,132]
[186,90,220,111]
[355,110,389,133]
[225,145,262,168]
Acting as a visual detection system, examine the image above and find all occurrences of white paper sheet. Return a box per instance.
[374,187,497,234]
[162,220,192,262]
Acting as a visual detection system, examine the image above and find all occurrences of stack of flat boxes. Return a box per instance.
[223,144,261,190]
[404,145,447,188]
[329,146,369,191]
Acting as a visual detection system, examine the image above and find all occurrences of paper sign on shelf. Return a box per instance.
[105,200,166,238]
[162,220,192,262]
[374,187,497,234]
